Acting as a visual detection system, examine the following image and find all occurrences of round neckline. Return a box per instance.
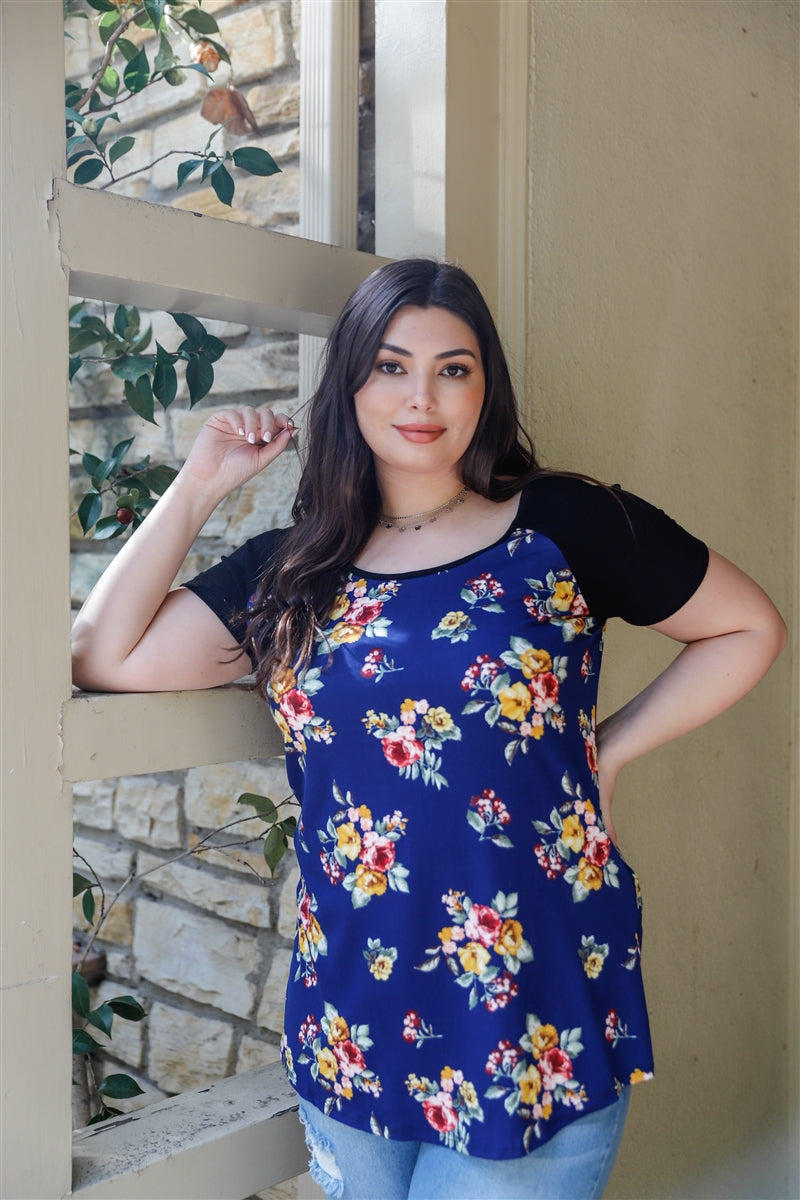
[351,494,525,581]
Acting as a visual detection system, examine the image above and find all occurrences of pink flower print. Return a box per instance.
[333,1040,367,1077]
[528,671,560,713]
[360,831,396,873]
[538,1047,574,1090]
[280,688,315,731]
[422,1093,458,1134]
[583,824,610,868]
[464,903,503,948]
[381,727,425,769]
[348,597,384,625]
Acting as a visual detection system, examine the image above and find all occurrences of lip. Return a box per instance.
[394,424,445,443]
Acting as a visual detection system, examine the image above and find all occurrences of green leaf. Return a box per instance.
[77,491,103,535]
[73,1028,101,1056]
[82,888,96,924]
[66,133,90,156]
[85,0,117,11]
[114,304,133,338]
[72,971,91,1019]
[82,452,102,475]
[155,342,178,366]
[153,32,175,73]
[115,37,139,64]
[73,871,93,895]
[144,0,166,29]
[181,7,220,34]
[111,436,135,460]
[152,361,177,408]
[111,355,155,382]
[123,47,150,94]
[98,9,121,44]
[176,157,204,189]
[87,1106,123,1125]
[93,515,126,540]
[65,104,85,126]
[171,312,206,350]
[69,301,86,320]
[69,327,103,354]
[136,465,178,494]
[186,354,214,405]
[98,1073,145,1099]
[109,135,135,166]
[87,1003,114,1038]
[74,158,105,186]
[232,147,281,178]
[97,65,120,98]
[164,67,186,86]
[107,995,146,1022]
[239,792,278,822]
[123,376,157,424]
[263,825,288,875]
[129,324,152,355]
[209,162,234,207]
[200,335,226,363]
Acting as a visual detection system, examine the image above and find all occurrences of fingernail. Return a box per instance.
[263,432,272,444]
[248,432,255,444]
[237,427,245,437]
[287,418,295,429]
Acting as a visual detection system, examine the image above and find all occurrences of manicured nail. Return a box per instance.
[287,418,295,429]
[248,432,255,444]
[237,427,245,436]
[263,432,272,444]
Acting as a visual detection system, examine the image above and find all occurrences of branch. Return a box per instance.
[98,148,206,189]
[77,8,144,113]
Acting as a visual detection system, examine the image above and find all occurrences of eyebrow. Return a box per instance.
[378,342,477,361]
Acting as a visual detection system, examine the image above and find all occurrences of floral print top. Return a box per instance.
[185,477,708,1160]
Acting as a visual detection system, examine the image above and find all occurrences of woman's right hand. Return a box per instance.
[182,405,297,499]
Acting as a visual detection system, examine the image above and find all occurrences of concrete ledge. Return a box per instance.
[71,1062,307,1199]
[61,685,284,781]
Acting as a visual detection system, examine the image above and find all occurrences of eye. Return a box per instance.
[440,363,470,378]
[376,359,404,375]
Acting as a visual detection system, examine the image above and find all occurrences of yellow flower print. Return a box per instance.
[340,1082,354,1099]
[400,698,418,716]
[308,914,323,945]
[530,719,545,739]
[329,593,351,621]
[330,622,364,644]
[541,1096,553,1119]
[270,667,296,698]
[457,941,491,975]
[438,926,455,943]
[458,1080,479,1108]
[370,954,394,981]
[561,814,585,854]
[441,1066,455,1080]
[354,864,388,897]
[423,706,454,735]
[273,710,292,743]
[336,822,362,860]
[530,1023,559,1059]
[518,647,552,678]
[297,927,308,955]
[355,804,372,821]
[576,858,604,891]
[630,1069,653,1084]
[440,611,469,630]
[363,709,389,732]
[583,951,605,979]
[551,579,576,612]
[494,918,525,957]
[317,1047,338,1079]
[327,1016,350,1044]
[498,681,532,721]
[519,1064,543,1104]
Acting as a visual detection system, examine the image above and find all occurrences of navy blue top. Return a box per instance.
[185,477,708,1159]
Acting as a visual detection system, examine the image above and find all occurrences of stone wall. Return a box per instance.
[68,0,374,1126]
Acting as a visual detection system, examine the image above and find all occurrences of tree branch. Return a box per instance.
[77,8,143,113]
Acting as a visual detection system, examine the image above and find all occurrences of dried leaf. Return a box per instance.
[200,85,260,136]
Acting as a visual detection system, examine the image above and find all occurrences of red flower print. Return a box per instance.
[464,903,503,948]
[280,688,314,731]
[361,831,396,872]
[381,728,425,769]
[538,1047,574,1090]
[348,597,384,625]
[333,1039,366,1077]
[422,1094,458,1133]
[528,672,560,713]
[298,891,312,924]
[583,824,610,867]
[584,737,598,775]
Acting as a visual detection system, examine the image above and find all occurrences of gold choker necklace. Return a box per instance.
[377,487,470,532]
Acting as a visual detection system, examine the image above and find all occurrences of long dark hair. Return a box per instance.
[248,257,542,689]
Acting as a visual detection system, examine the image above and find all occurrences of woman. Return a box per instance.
[72,259,786,1199]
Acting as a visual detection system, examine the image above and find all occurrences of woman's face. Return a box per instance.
[353,305,485,487]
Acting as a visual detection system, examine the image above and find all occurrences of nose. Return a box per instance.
[408,369,435,411]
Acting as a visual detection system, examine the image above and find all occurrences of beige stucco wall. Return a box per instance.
[524,2,798,1197]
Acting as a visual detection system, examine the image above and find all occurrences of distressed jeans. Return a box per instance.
[297,1088,630,1200]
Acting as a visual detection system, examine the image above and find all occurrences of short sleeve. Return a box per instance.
[517,477,709,626]
[182,527,286,658]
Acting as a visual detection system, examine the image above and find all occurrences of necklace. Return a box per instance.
[377,486,470,532]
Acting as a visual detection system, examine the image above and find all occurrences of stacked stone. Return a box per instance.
[68,0,375,1121]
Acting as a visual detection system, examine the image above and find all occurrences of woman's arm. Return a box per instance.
[596,549,787,843]
[71,406,295,693]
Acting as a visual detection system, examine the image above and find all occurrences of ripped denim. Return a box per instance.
[296,1088,630,1200]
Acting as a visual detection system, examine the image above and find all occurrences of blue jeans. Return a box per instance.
[297,1088,630,1200]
